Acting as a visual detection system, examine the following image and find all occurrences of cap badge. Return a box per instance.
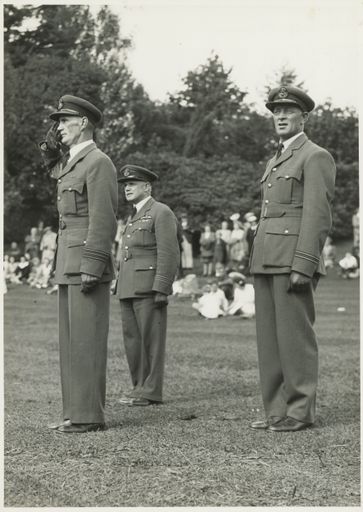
[124,169,130,177]
[278,87,288,99]
[58,98,64,110]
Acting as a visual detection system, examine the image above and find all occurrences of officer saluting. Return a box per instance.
[39,95,118,433]
[117,165,180,406]
[249,86,336,432]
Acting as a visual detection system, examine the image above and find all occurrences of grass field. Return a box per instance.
[4,269,360,507]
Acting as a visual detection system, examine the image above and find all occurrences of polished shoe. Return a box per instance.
[268,416,311,432]
[56,423,106,434]
[119,395,135,405]
[128,397,159,407]
[250,416,285,430]
[47,419,71,430]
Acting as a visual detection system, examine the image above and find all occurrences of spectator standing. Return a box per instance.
[40,226,57,263]
[213,231,228,277]
[180,217,194,273]
[200,225,215,276]
[216,221,232,259]
[24,227,41,259]
[352,208,359,248]
[229,220,248,271]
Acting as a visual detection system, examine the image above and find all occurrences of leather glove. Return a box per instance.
[154,292,168,307]
[38,122,66,169]
[80,273,100,294]
[287,271,312,293]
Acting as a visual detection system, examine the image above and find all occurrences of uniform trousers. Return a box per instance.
[119,297,167,402]
[254,274,318,424]
[58,283,110,424]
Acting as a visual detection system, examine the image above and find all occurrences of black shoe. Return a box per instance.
[268,417,312,432]
[47,419,71,430]
[128,397,160,407]
[56,423,106,434]
[250,416,285,430]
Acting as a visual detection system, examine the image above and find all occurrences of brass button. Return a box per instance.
[127,234,130,238]
[68,187,72,191]
[284,229,289,234]
[129,223,133,226]
[285,175,289,179]
[125,246,128,249]
[57,196,61,200]
[268,183,272,188]
[272,167,277,171]
[265,200,269,204]
[58,179,62,183]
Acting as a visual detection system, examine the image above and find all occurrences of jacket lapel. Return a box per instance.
[132,197,155,222]
[57,142,97,179]
[261,133,308,181]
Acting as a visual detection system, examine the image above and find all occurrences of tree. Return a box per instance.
[168,54,247,157]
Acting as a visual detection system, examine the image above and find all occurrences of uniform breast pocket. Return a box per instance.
[132,221,155,246]
[61,182,85,215]
[275,168,303,204]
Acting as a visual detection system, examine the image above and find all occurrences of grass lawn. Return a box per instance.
[4,268,360,507]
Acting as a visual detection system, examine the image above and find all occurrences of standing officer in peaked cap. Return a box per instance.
[116,165,180,406]
[249,86,336,432]
[39,95,118,433]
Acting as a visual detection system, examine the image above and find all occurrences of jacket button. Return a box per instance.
[268,183,272,188]
[58,179,62,183]
[68,187,72,191]
[272,167,277,171]
[285,175,290,179]
[125,246,128,249]
[284,229,289,234]
[127,234,130,238]
[129,223,133,226]
[57,196,61,200]
[265,199,269,204]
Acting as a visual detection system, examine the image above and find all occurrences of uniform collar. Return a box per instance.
[134,195,152,212]
[280,131,305,152]
[55,142,97,179]
[69,139,94,160]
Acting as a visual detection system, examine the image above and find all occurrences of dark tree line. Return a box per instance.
[4,5,358,244]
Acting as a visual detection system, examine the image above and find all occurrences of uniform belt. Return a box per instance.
[122,247,157,261]
[262,204,302,219]
[59,216,89,230]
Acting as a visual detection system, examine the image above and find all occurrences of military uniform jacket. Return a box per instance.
[250,133,336,277]
[51,142,118,285]
[117,198,180,299]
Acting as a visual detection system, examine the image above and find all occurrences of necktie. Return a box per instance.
[276,142,284,159]
[131,206,137,218]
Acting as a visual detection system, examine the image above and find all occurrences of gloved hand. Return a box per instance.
[80,273,100,294]
[154,292,168,307]
[287,271,312,293]
[38,122,66,169]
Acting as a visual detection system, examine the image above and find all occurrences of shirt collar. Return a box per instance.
[135,195,152,212]
[69,139,94,160]
[280,131,304,151]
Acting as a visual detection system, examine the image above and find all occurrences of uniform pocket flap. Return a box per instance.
[276,167,303,181]
[135,261,157,271]
[62,182,85,194]
[67,228,88,248]
[265,217,301,235]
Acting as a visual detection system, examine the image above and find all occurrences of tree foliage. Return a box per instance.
[4,6,358,245]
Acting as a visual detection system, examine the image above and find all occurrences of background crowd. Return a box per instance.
[4,206,359,298]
